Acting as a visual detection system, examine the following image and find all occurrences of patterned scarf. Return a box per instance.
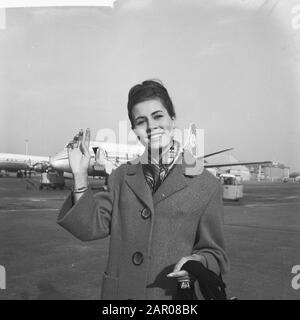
[142,140,180,193]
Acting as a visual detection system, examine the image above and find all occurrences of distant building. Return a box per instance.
[263,163,290,181]
[248,163,290,181]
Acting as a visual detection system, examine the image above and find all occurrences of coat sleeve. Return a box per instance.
[192,184,230,276]
[57,170,116,241]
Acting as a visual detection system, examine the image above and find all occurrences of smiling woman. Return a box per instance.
[57,79,229,300]
[128,80,176,165]
[133,103,172,147]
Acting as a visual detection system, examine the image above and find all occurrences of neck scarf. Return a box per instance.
[142,140,180,193]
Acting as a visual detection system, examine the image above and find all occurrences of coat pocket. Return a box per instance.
[101,272,119,300]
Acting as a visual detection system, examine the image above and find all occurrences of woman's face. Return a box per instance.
[132,99,175,152]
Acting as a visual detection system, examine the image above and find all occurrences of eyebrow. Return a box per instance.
[151,110,163,116]
[134,110,164,122]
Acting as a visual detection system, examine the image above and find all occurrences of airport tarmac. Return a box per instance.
[0,176,300,300]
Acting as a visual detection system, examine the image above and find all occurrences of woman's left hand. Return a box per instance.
[167,254,206,278]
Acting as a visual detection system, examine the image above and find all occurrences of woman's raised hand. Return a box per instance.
[67,128,91,177]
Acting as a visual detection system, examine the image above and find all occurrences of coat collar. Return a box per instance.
[125,163,154,212]
[125,150,204,208]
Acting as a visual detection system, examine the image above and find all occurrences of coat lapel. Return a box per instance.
[125,149,204,209]
[153,164,187,205]
[153,149,204,205]
[125,162,154,213]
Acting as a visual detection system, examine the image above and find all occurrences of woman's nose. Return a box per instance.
[147,118,159,132]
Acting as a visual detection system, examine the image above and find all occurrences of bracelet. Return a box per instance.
[73,186,89,194]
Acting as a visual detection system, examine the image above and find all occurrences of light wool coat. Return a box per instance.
[57,151,229,300]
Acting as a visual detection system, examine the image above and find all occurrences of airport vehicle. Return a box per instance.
[0,170,9,177]
[220,173,243,201]
[39,171,65,190]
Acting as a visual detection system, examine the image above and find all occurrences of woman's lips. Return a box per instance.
[148,132,164,140]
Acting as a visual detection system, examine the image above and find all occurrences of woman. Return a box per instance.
[57,80,229,300]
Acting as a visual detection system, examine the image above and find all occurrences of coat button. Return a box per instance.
[132,252,143,265]
[141,208,151,219]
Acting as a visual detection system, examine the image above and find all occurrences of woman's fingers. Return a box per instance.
[167,256,189,278]
[167,270,188,278]
[167,254,206,278]
[77,129,84,153]
[67,130,83,150]
[66,140,74,149]
[78,129,84,145]
[174,256,188,272]
[66,129,89,156]
[72,133,80,148]
[81,128,91,156]
[85,128,91,147]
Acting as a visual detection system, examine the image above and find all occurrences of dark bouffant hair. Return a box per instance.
[127,79,176,128]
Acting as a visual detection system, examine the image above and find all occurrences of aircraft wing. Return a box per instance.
[203,148,234,159]
[204,161,272,168]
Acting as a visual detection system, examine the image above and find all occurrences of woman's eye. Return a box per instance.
[154,115,163,120]
[135,120,145,126]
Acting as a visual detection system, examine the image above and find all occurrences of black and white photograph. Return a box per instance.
[0,0,300,302]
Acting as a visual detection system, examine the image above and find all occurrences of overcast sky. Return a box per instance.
[0,0,299,171]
